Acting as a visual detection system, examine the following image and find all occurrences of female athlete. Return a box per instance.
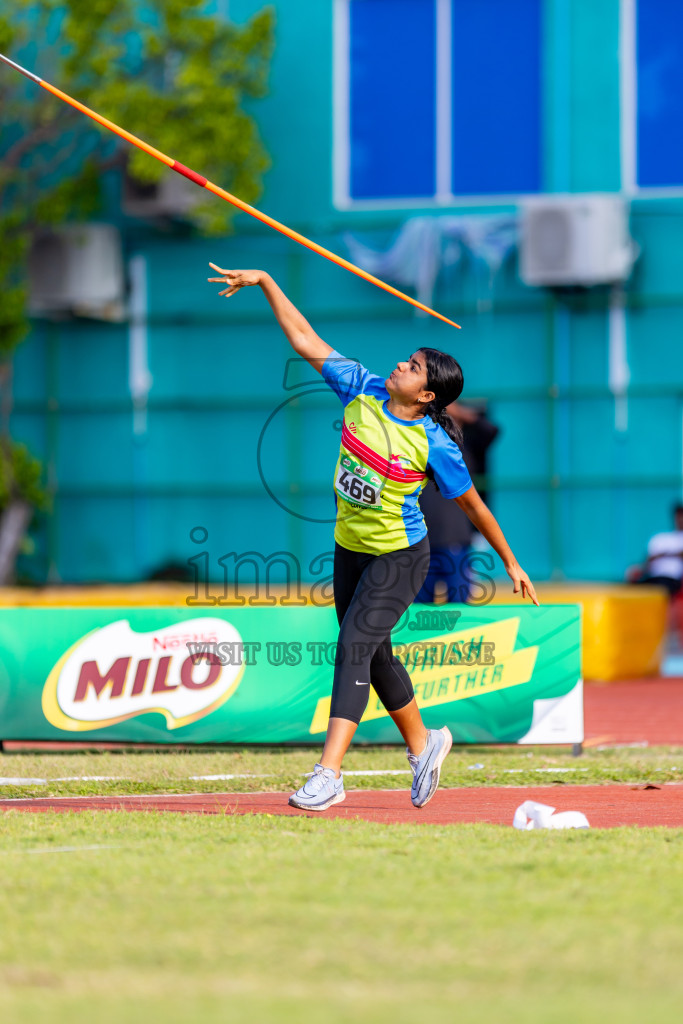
[208,264,538,812]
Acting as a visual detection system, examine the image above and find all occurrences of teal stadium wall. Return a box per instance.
[9,0,683,584]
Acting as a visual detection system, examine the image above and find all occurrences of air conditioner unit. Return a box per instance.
[122,168,201,219]
[520,194,637,287]
[28,224,125,320]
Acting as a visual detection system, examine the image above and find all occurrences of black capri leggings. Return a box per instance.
[330,535,431,724]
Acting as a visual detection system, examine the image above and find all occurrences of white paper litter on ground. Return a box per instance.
[513,800,590,830]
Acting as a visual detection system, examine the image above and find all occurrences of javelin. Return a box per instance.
[0,52,461,329]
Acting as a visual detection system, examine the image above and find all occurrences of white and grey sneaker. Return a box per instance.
[406,727,453,808]
[288,763,346,812]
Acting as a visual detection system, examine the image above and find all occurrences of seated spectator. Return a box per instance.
[629,503,683,597]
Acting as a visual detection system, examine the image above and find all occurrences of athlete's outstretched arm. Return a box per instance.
[208,265,332,373]
[455,485,539,605]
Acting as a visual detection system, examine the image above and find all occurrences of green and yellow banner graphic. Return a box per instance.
[0,605,581,745]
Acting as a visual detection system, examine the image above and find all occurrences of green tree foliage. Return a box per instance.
[0,441,49,512]
[0,0,273,550]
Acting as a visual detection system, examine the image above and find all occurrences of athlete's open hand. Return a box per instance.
[506,562,539,605]
[208,264,262,297]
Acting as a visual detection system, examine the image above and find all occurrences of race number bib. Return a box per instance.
[334,454,383,510]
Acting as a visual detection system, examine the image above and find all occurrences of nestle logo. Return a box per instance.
[42,619,245,732]
[152,632,218,651]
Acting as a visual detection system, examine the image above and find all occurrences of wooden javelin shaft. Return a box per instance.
[0,52,461,329]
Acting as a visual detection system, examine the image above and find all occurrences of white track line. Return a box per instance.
[0,778,49,785]
[0,844,124,855]
[0,776,123,786]
[0,766,677,789]
[188,773,276,781]
[595,742,649,750]
[503,768,589,774]
[1,793,194,802]
[54,776,123,782]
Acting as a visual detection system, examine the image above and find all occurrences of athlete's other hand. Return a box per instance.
[208,264,262,297]
[506,562,539,605]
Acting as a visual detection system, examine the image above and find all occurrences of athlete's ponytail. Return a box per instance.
[429,400,464,449]
[420,348,464,445]
[419,347,465,488]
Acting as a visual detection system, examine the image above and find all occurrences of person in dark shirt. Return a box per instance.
[415,402,499,603]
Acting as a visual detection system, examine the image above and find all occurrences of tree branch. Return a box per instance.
[1,110,80,171]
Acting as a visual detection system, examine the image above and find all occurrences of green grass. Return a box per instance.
[0,812,682,1024]
[0,744,681,799]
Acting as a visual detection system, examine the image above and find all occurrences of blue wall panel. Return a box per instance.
[489,398,550,480]
[625,397,681,477]
[627,306,683,386]
[562,488,618,580]
[143,409,263,486]
[461,311,548,393]
[58,413,133,486]
[7,414,46,462]
[144,495,297,581]
[630,209,683,294]
[637,0,683,187]
[451,0,542,194]
[350,0,436,199]
[569,0,621,192]
[54,324,128,403]
[56,497,137,582]
[569,399,615,477]
[11,326,46,401]
[494,489,552,580]
[569,312,609,389]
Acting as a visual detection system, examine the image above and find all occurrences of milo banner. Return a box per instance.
[0,605,582,745]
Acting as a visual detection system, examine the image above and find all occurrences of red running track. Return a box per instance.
[2,784,683,828]
[583,677,683,746]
